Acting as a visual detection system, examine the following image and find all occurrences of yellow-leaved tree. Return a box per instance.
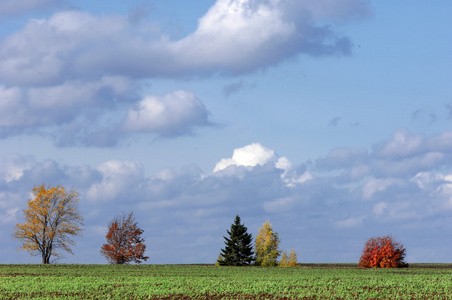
[14,184,84,264]
[255,220,281,266]
[279,248,298,267]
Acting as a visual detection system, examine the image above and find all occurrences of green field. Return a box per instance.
[1,264,452,299]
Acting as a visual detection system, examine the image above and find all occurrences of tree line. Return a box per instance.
[13,184,407,267]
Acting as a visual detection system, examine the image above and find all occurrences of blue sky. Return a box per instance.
[1,0,452,264]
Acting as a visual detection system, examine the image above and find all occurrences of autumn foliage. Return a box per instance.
[358,235,407,268]
[279,248,298,267]
[101,212,149,264]
[14,184,84,264]
[255,220,281,267]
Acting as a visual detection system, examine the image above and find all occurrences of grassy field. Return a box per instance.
[1,264,452,299]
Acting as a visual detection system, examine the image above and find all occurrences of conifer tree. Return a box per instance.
[218,215,254,266]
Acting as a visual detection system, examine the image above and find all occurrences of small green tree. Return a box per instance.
[255,220,281,266]
[218,215,254,266]
[280,248,298,267]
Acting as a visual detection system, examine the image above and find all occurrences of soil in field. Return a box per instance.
[157,293,308,300]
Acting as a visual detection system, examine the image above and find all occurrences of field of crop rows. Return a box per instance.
[1,264,452,299]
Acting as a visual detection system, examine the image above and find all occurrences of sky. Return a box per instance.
[1,0,452,264]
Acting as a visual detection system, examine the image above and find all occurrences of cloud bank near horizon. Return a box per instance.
[3,129,452,264]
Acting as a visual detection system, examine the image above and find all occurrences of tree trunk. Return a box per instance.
[42,254,50,264]
[42,249,50,264]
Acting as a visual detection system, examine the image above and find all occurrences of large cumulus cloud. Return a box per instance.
[213,143,277,172]
[170,0,365,74]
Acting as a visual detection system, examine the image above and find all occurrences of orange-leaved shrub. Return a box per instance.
[358,235,407,268]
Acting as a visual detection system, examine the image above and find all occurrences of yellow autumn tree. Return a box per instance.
[279,248,298,267]
[14,184,84,264]
[255,220,281,266]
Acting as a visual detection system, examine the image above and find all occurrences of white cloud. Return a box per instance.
[414,172,452,210]
[374,129,424,158]
[316,130,452,179]
[212,144,312,188]
[317,147,368,169]
[411,172,437,189]
[0,1,368,85]
[373,129,452,161]
[335,216,365,228]
[0,11,130,86]
[28,76,132,110]
[172,0,297,72]
[171,0,363,74]
[0,77,134,130]
[374,152,445,177]
[362,178,403,200]
[123,90,210,137]
[275,156,292,171]
[429,131,452,151]
[0,190,22,225]
[0,208,18,224]
[292,171,314,185]
[349,164,371,180]
[87,161,144,202]
[441,175,452,209]
[213,143,276,172]
[0,82,211,146]
[373,202,388,217]
[276,156,313,187]
[263,196,297,212]
[0,154,33,182]
[0,86,27,128]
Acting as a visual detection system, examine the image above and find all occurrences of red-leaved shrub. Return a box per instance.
[358,235,407,268]
[100,212,149,264]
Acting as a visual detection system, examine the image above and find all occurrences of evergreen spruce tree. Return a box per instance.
[218,215,254,266]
